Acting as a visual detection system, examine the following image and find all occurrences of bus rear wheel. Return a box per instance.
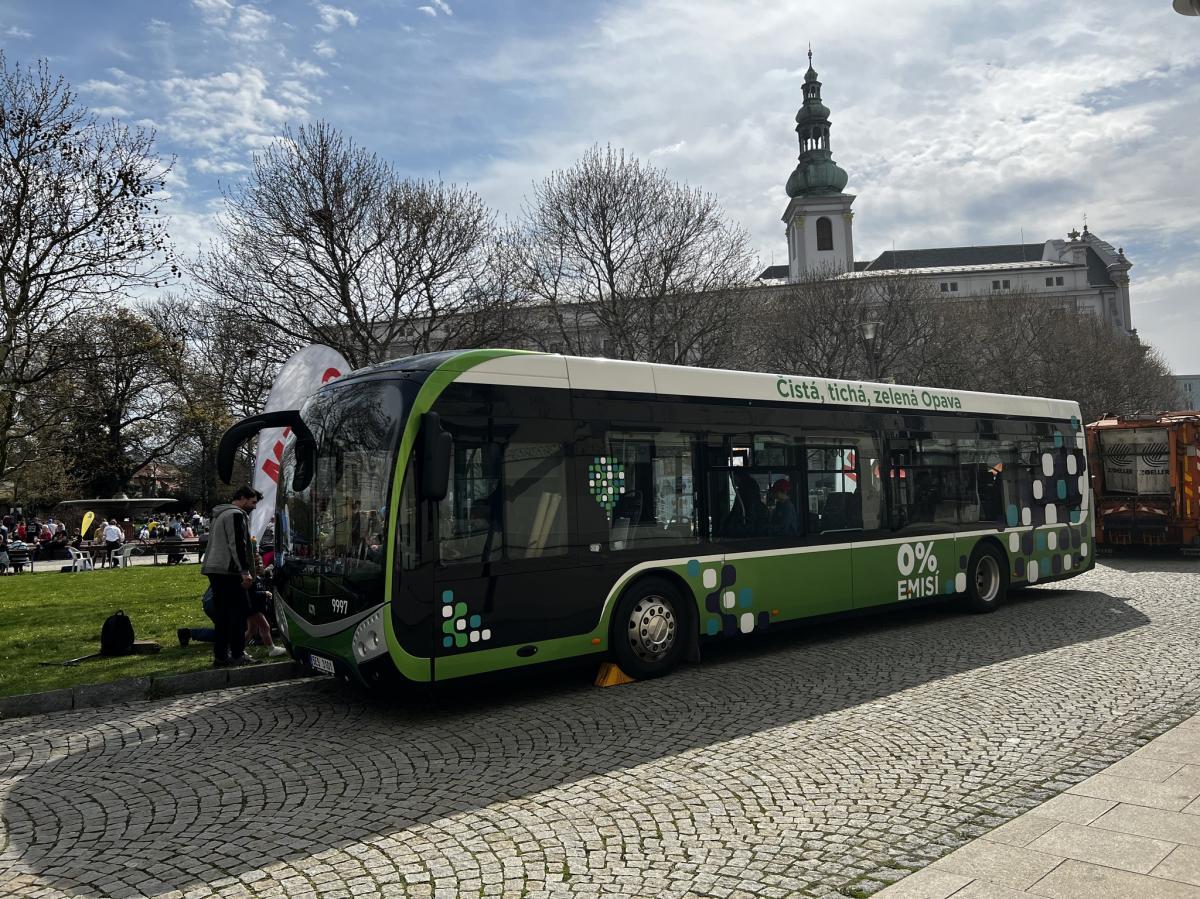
[611,578,686,680]
[964,543,1008,613]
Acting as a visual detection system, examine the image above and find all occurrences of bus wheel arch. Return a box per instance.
[609,573,695,679]
[963,537,1009,613]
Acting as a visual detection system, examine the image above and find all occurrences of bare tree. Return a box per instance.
[927,291,1179,421]
[193,122,521,369]
[0,53,173,485]
[144,294,279,509]
[515,145,758,366]
[741,265,942,381]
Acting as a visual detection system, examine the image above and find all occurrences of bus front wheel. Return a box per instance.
[611,578,686,680]
[965,543,1008,613]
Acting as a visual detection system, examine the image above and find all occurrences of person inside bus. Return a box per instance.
[721,472,768,539]
[911,470,938,522]
[768,478,799,537]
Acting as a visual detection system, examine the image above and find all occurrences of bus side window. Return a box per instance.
[805,432,883,535]
[887,433,958,527]
[439,420,571,563]
[706,432,803,542]
[596,431,698,550]
[441,439,503,563]
[502,441,569,559]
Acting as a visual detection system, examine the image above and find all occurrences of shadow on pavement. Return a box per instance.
[1,587,1150,897]
[1094,548,1200,575]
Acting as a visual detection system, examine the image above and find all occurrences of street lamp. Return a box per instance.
[859,319,883,381]
[1175,0,1200,14]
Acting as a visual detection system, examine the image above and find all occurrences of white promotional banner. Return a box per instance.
[250,344,350,540]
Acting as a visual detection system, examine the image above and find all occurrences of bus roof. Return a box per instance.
[358,349,1082,422]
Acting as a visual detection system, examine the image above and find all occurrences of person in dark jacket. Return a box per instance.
[200,486,262,668]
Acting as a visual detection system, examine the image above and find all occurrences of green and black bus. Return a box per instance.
[218,349,1094,687]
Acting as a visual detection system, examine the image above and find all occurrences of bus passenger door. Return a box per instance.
[429,395,586,680]
[855,428,959,608]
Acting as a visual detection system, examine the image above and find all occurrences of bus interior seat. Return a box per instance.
[934,501,960,523]
[610,490,643,544]
[820,492,862,532]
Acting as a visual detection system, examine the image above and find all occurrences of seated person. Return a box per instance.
[768,478,799,537]
[159,530,186,565]
[720,473,768,539]
[47,532,72,561]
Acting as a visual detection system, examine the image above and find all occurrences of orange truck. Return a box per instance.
[1086,412,1200,551]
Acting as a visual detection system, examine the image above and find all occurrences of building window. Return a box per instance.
[949,282,959,292]
[940,282,949,293]
[1045,277,1054,287]
[1055,276,1064,286]
[816,216,834,251]
[1002,279,1010,289]
[992,280,1001,290]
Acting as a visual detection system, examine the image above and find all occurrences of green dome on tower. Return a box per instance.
[785,48,849,198]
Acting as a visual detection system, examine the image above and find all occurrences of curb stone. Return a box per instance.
[0,661,314,721]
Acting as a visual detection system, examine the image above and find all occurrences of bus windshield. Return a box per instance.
[279,379,406,607]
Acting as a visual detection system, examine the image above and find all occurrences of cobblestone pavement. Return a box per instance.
[2,556,1199,899]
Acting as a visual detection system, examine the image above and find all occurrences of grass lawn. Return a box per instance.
[0,565,224,697]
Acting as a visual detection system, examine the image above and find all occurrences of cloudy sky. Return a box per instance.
[2,0,1197,370]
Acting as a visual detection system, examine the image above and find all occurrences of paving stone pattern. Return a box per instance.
[1,556,1198,898]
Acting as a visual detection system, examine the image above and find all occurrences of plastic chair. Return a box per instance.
[111,544,136,569]
[66,546,94,572]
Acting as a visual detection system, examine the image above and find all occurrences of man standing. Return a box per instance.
[201,486,262,668]
[101,518,124,568]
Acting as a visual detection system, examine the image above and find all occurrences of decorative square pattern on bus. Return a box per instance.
[587,456,626,515]
[686,559,769,638]
[441,589,492,649]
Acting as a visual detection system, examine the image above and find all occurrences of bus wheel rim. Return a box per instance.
[628,596,676,660]
[976,556,1000,603]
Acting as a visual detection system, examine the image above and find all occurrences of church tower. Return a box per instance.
[783,50,855,279]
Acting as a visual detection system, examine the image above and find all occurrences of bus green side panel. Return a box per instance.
[851,536,960,609]
[710,551,853,622]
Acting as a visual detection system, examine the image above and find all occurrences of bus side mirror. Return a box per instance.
[421,412,452,501]
[292,436,316,493]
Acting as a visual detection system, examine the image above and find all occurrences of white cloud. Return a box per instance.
[161,66,309,165]
[191,0,233,26]
[313,39,337,59]
[431,0,453,15]
[292,60,326,79]
[315,4,358,32]
[3,26,33,39]
[232,5,275,43]
[80,68,147,105]
[417,6,438,18]
[648,140,686,158]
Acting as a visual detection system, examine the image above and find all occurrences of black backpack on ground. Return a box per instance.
[100,610,136,656]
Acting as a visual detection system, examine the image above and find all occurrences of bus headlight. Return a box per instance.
[274,591,289,641]
[353,608,388,663]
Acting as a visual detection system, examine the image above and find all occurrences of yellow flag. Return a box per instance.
[82,511,95,537]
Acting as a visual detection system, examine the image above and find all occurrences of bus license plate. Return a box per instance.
[309,654,335,675]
